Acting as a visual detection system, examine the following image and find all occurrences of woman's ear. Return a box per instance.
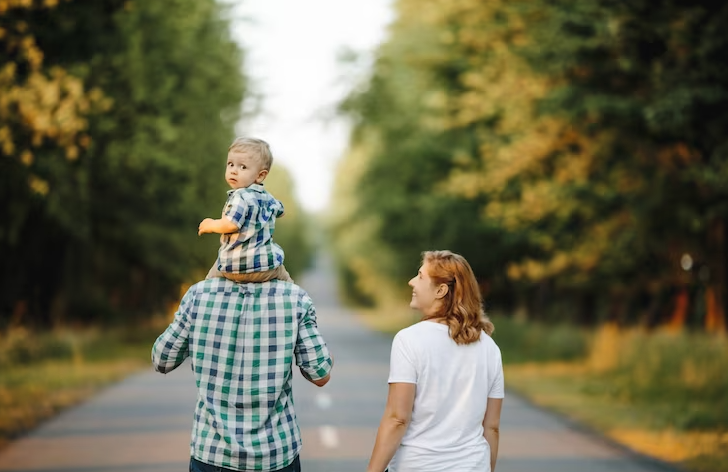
[435,283,449,299]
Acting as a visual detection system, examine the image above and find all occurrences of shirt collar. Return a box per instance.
[228,183,265,195]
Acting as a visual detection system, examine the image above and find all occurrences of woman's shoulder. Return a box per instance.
[395,321,446,343]
[480,331,503,356]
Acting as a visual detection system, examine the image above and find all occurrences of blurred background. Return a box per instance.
[1,0,727,471]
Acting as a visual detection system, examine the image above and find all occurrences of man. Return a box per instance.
[152,276,333,472]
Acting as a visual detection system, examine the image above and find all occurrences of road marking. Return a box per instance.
[315,392,332,409]
[319,426,339,449]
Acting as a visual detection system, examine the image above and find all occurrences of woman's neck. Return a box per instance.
[421,312,447,325]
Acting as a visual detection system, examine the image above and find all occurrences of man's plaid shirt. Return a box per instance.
[217,184,285,274]
[152,277,332,471]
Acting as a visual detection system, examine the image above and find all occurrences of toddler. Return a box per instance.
[199,137,292,283]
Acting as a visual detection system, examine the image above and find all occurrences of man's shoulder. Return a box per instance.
[188,278,311,304]
[259,280,311,300]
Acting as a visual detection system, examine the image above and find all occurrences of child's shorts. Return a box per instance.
[205,264,293,284]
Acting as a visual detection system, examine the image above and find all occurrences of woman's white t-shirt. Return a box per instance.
[387,321,504,472]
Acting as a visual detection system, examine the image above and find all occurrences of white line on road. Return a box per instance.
[319,425,339,449]
[315,392,333,409]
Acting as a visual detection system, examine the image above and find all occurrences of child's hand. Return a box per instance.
[198,218,215,235]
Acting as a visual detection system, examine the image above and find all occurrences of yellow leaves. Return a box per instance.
[609,429,728,463]
[587,322,623,372]
[21,35,43,68]
[444,170,484,199]
[504,210,634,282]
[4,68,93,159]
[28,175,49,195]
[0,126,12,154]
[20,149,32,165]
[1,13,111,174]
[0,0,66,14]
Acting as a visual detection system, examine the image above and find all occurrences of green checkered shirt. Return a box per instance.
[152,278,332,471]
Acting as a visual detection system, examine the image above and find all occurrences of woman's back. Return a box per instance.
[388,321,504,472]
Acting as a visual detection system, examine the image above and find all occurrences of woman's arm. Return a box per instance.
[366,382,416,472]
[483,397,503,472]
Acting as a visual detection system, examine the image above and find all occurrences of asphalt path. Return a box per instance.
[0,258,678,472]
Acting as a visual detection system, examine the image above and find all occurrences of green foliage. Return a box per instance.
[0,0,316,326]
[0,324,156,446]
[332,0,728,328]
[264,165,313,279]
[331,5,522,306]
[589,330,728,430]
[491,315,590,363]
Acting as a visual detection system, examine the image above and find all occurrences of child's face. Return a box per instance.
[225,151,268,189]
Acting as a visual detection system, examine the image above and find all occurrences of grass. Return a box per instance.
[0,324,164,449]
[355,305,728,472]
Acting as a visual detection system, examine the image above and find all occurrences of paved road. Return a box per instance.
[0,259,676,472]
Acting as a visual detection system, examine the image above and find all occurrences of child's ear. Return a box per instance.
[255,169,269,184]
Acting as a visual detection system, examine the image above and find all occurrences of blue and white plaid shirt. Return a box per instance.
[217,184,285,274]
[152,278,332,471]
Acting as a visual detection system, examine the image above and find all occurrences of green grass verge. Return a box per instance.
[0,325,162,449]
[507,363,728,472]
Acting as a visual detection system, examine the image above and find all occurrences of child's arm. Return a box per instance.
[198,217,238,235]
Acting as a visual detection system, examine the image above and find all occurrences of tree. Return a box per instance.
[0,0,249,326]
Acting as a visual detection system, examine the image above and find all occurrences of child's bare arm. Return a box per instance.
[198,218,238,235]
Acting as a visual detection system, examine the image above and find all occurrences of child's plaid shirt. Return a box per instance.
[217,184,285,274]
[152,278,332,471]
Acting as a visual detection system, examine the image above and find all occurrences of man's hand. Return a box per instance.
[198,218,216,235]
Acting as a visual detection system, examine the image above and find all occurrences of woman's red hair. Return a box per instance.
[422,250,494,344]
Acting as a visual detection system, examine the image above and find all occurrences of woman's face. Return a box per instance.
[408,261,442,315]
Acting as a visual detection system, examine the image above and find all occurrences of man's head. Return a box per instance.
[225,137,274,189]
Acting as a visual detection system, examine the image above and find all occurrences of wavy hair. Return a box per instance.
[422,250,494,344]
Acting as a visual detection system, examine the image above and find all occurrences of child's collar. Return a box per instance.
[228,183,265,194]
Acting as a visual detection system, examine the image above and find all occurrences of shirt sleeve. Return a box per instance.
[388,331,417,384]
[151,288,192,373]
[223,190,250,230]
[274,199,285,218]
[294,296,332,381]
[488,352,505,399]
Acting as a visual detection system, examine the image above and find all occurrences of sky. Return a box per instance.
[230,1,394,213]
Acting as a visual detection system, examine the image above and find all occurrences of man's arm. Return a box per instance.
[198,217,238,235]
[300,351,334,386]
[294,299,333,387]
[151,289,193,373]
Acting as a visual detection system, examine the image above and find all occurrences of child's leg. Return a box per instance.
[206,264,225,279]
[221,265,294,284]
[272,264,294,283]
[222,268,279,283]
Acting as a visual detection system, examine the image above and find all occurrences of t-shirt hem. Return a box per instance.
[388,377,416,384]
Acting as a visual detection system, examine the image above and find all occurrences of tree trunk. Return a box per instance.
[705,219,727,332]
[667,287,689,332]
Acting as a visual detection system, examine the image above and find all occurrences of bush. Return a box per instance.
[0,328,76,368]
[587,326,728,430]
[491,315,590,363]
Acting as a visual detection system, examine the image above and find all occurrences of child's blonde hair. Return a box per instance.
[229,137,274,171]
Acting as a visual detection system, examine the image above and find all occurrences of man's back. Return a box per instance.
[152,277,332,471]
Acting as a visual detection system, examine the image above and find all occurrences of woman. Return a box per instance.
[367,250,504,472]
